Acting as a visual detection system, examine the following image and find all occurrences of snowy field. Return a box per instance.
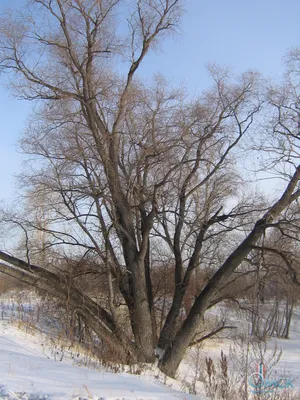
[0,320,200,400]
[0,295,300,399]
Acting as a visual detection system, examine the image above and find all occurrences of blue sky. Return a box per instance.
[0,0,300,202]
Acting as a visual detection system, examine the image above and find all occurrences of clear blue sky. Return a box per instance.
[0,0,300,202]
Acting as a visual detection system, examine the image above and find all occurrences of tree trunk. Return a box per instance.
[131,258,155,361]
[158,286,185,349]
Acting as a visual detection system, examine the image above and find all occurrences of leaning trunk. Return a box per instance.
[160,168,300,377]
[0,259,137,363]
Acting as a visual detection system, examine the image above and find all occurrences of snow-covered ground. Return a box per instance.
[1,294,300,399]
[181,305,300,399]
[0,320,201,400]
[206,305,300,388]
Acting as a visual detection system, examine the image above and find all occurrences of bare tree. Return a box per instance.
[0,0,300,377]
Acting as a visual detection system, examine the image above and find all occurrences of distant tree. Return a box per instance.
[0,0,299,377]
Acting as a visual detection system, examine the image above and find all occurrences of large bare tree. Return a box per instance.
[0,0,300,377]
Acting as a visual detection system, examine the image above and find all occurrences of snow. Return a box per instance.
[154,347,165,361]
[272,307,300,388]
[0,320,201,400]
[1,294,300,399]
